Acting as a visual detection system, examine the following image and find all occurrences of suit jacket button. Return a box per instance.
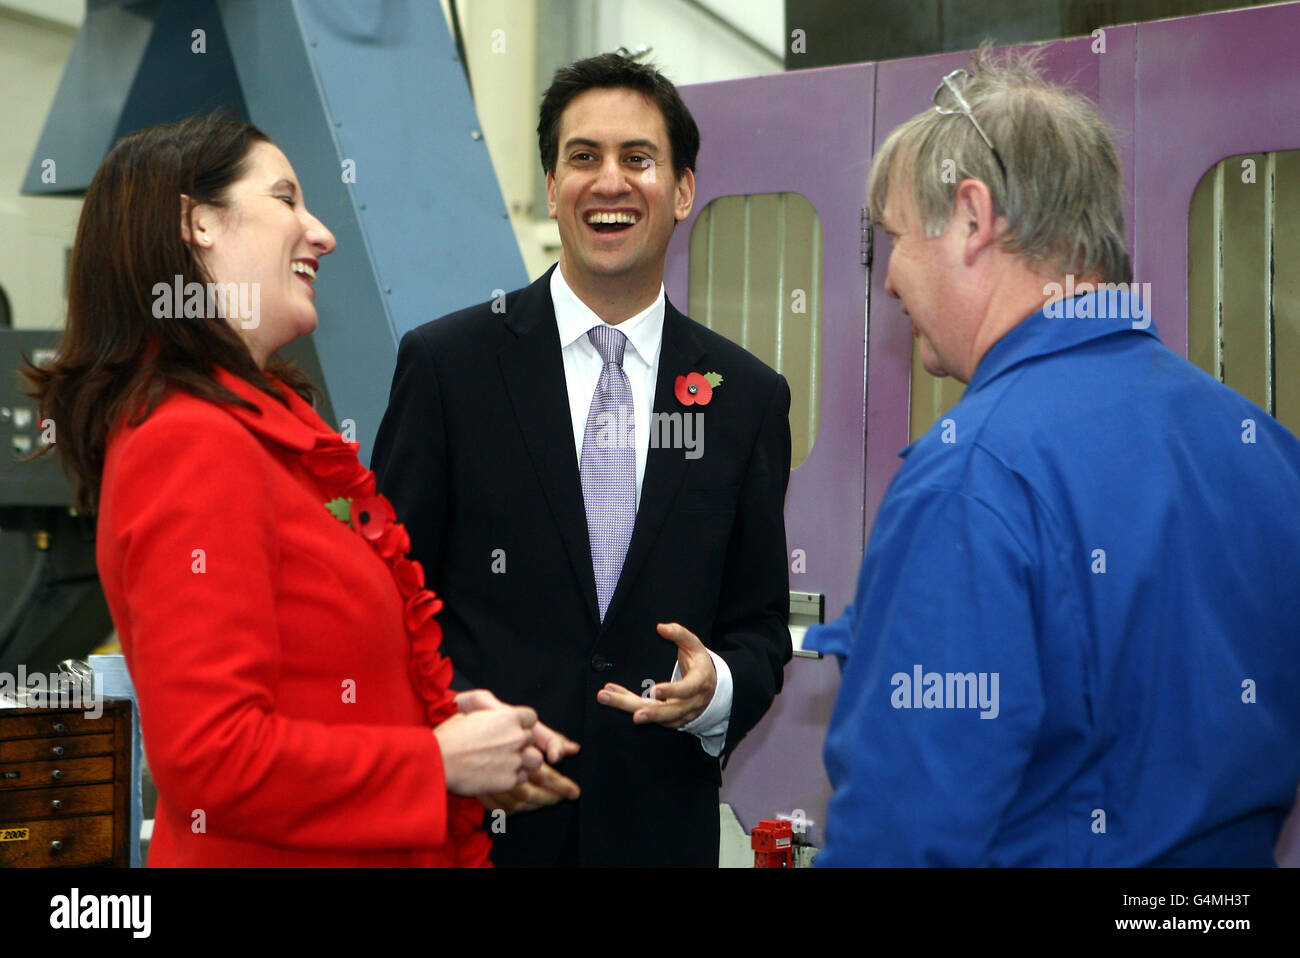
[590,655,613,672]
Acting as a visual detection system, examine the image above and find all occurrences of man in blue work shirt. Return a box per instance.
[805,47,1300,865]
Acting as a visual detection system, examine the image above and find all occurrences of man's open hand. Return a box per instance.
[596,622,717,728]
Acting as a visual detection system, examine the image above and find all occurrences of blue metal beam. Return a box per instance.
[24,0,527,460]
[22,1,163,195]
[218,0,526,458]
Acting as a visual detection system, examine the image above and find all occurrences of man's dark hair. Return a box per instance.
[538,53,700,180]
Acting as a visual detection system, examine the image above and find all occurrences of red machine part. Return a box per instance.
[751,818,793,868]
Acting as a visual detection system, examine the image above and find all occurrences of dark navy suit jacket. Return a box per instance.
[372,266,793,866]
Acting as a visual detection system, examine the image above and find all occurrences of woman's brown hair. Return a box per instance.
[22,112,320,514]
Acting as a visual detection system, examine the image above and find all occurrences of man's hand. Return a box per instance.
[458,690,582,815]
[596,622,717,728]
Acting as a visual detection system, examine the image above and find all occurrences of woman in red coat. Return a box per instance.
[24,114,576,867]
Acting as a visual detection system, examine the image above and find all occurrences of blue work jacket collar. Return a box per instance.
[899,290,1161,459]
[966,290,1161,395]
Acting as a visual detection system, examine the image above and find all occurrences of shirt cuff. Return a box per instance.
[671,649,732,757]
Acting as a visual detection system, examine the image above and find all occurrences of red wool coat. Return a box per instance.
[95,366,489,866]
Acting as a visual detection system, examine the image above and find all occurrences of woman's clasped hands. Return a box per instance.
[434,689,580,797]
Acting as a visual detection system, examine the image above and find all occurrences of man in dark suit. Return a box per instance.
[371,53,792,867]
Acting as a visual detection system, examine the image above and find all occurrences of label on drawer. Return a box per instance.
[0,827,30,842]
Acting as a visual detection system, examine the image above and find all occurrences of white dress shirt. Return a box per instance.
[550,265,733,756]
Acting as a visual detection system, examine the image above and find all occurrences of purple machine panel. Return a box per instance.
[668,63,876,622]
[668,1,1300,861]
[1136,3,1300,359]
[669,64,875,840]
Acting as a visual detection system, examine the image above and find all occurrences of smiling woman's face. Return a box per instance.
[189,141,336,366]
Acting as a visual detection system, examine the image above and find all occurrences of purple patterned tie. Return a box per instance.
[581,325,636,621]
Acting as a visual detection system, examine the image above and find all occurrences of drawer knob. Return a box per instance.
[52,722,66,733]
[51,799,63,810]
[51,769,63,780]
[51,745,64,757]
[50,840,63,853]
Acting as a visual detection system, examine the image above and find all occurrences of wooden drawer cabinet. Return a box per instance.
[0,756,116,790]
[0,816,115,867]
[0,701,131,867]
[0,733,114,763]
[0,783,114,819]
[0,710,107,739]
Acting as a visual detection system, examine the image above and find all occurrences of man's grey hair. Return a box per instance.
[868,44,1132,285]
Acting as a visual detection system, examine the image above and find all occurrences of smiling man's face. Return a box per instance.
[546,87,694,306]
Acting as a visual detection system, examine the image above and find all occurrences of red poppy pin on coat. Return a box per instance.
[675,371,723,406]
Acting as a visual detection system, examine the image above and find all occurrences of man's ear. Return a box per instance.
[545,171,557,220]
[954,178,999,265]
[674,167,695,223]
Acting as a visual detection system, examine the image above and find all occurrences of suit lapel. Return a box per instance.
[498,268,601,629]
[602,301,707,628]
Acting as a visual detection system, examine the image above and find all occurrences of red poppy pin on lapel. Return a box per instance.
[675,371,723,406]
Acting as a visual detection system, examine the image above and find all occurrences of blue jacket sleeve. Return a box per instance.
[803,602,855,667]
[817,485,1045,866]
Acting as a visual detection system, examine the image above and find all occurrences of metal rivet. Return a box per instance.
[470,130,482,140]
[52,746,63,757]
[52,769,62,780]
[688,384,698,394]
[50,840,63,852]
[51,799,63,810]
